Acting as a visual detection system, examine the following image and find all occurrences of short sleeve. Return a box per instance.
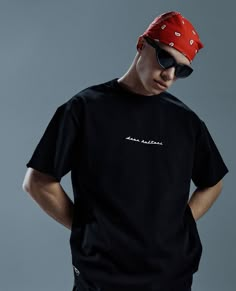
[192,120,229,188]
[26,98,81,182]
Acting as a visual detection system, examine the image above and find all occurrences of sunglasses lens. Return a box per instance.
[157,50,175,68]
[175,65,193,78]
[144,37,194,78]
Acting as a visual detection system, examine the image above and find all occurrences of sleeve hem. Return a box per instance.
[193,167,229,189]
[26,162,62,183]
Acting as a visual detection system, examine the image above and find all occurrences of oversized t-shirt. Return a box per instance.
[26,78,229,291]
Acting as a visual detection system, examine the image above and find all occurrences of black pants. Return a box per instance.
[72,286,191,291]
[72,280,192,291]
[72,272,192,291]
[72,274,101,291]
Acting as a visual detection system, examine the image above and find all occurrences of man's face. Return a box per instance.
[135,37,191,95]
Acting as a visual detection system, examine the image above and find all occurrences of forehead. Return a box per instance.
[155,40,191,65]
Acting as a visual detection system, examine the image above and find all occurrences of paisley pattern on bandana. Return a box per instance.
[137,11,204,62]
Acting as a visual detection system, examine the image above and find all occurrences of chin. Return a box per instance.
[153,88,165,94]
[148,85,165,95]
[141,79,165,95]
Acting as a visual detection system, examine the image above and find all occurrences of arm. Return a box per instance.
[22,168,74,230]
[188,179,223,222]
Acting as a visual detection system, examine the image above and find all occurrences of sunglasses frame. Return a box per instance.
[143,36,193,78]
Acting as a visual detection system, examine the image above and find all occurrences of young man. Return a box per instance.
[23,11,229,291]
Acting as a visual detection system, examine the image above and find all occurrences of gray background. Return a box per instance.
[1,0,234,290]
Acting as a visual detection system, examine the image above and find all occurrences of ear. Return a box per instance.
[136,36,145,52]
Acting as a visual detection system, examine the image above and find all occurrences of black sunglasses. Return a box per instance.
[143,36,193,78]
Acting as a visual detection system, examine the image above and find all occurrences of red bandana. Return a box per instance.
[137,11,204,62]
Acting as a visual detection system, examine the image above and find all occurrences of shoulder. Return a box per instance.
[70,79,113,103]
[55,79,113,122]
[161,91,193,112]
[162,91,203,124]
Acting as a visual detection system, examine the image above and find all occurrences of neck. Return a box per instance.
[117,53,149,96]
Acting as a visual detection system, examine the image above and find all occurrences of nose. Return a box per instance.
[162,67,175,81]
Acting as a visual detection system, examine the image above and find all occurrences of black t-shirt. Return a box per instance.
[26,78,229,291]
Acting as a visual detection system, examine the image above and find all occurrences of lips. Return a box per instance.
[153,79,167,89]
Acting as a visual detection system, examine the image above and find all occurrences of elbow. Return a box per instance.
[22,167,60,196]
[22,168,33,193]
[22,168,51,194]
[22,182,30,193]
[22,182,35,200]
[209,179,224,195]
[214,179,223,191]
[22,172,36,196]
